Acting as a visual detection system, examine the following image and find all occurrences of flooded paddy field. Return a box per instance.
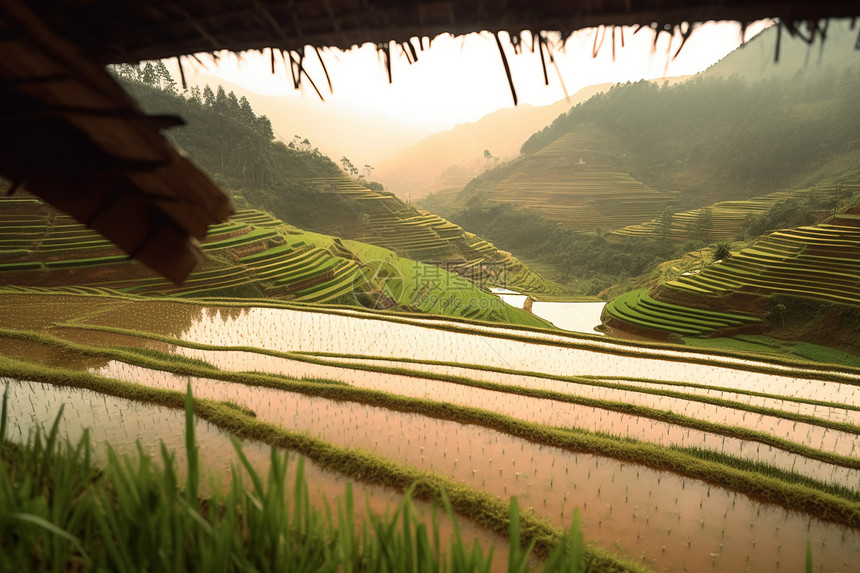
[0,376,513,566]
[91,350,860,489]
[2,292,860,572]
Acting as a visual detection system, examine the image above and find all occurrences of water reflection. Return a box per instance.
[67,362,860,573]
[491,289,606,335]
[6,295,860,572]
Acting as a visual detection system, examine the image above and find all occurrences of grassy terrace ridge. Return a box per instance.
[21,326,860,472]
[449,129,673,231]
[0,198,547,326]
[6,286,860,381]
[668,216,860,305]
[672,446,860,503]
[289,350,860,417]
[305,176,556,296]
[0,359,642,573]
[611,187,816,242]
[61,300,860,383]
[4,328,860,515]
[10,324,860,448]
[605,207,860,354]
[604,289,762,337]
[2,354,858,531]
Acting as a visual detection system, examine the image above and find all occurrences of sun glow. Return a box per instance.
[177,21,770,133]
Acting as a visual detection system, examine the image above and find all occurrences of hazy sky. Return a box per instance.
[179,21,769,133]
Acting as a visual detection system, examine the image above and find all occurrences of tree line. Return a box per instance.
[109,64,386,232]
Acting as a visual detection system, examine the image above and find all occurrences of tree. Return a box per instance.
[110,63,140,81]
[657,208,674,238]
[833,183,845,215]
[256,116,274,141]
[154,61,176,94]
[340,156,358,177]
[215,85,228,110]
[238,96,255,125]
[140,62,157,86]
[226,91,240,114]
[202,85,216,107]
[713,242,731,262]
[187,86,202,105]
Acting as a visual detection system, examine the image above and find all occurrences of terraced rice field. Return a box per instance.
[604,289,762,337]
[469,131,673,230]
[0,197,362,302]
[0,196,545,325]
[667,210,860,304]
[2,291,859,573]
[311,177,552,294]
[612,180,860,242]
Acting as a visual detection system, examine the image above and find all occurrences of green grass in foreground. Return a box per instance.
[0,386,590,573]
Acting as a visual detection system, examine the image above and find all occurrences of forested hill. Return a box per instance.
[519,66,860,202]
[438,29,860,229]
[415,26,860,295]
[111,65,554,295]
[112,64,360,231]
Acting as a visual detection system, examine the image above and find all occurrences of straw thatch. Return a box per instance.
[1,0,858,282]
[35,1,860,61]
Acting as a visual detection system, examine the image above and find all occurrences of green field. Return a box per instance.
[308,177,555,295]
[612,189,810,241]
[0,196,548,328]
[433,128,674,231]
[612,175,860,242]
[604,288,761,336]
[603,205,860,355]
[667,211,860,303]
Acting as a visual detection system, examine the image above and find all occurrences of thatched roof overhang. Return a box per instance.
[38,1,860,61]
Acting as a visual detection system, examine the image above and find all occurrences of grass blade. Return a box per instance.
[9,512,90,564]
[184,383,198,505]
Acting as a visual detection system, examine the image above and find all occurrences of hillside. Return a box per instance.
[612,171,860,242]
[514,24,860,207]
[0,193,550,328]
[448,126,673,230]
[110,68,555,297]
[416,25,860,293]
[602,202,860,356]
[703,19,860,82]
[187,72,426,168]
[452,65,860,224]
[374,83,612,200]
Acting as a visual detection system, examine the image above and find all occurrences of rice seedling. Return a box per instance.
[3,289,860,572]
[0,387,599,572]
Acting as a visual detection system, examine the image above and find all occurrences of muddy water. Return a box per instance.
[494,291,605,336]
[56,364,860,573]
[323,356,860,426]
[138,348,859,487]
[0,294,123,330]
[0,378,512,568]
[5,295,860,572]
[297,357,859,458]
[84,304,860,408]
